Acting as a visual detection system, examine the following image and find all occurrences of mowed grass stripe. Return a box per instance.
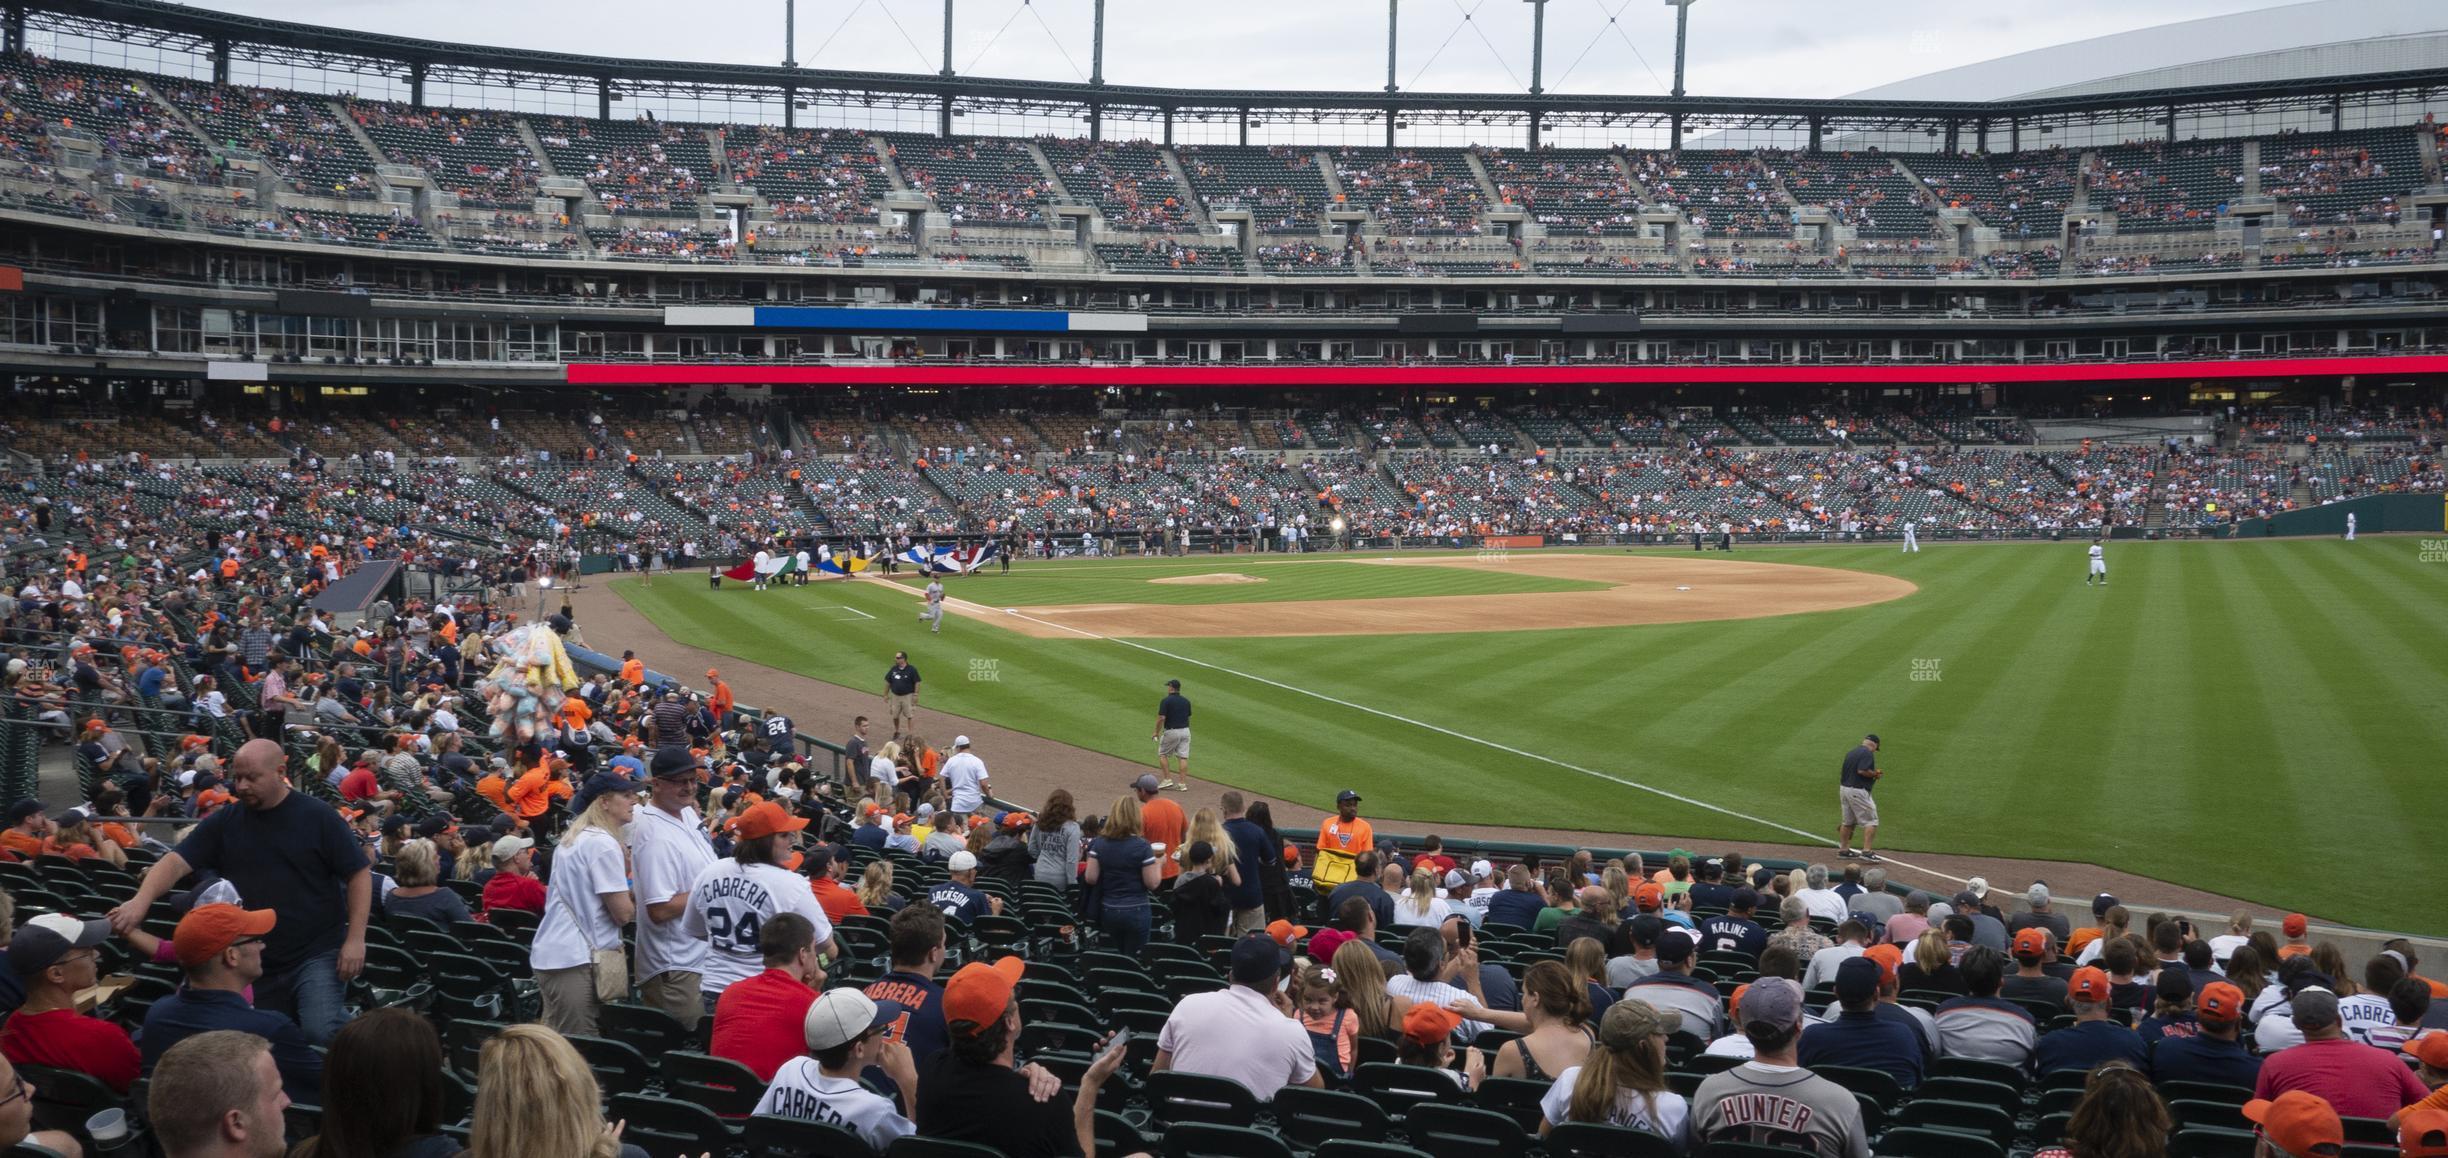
[877,559,1607,606]
[619,540,2448,935]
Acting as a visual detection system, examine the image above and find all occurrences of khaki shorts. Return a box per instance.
[536,964,602,1038]
[636,969,705,1031]
[1158,728,1191,759]
[1840,786,1880,827]
[888,692,914,722]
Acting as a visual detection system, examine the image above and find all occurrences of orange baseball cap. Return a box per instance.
[1401,1002,1461,1048]
[2012,928,2050,958]
[1862,943,1903,985]
[2242,1091,2342,1157]
[2400,1107,2448,1158]
[173,903,277,968]
[2068,966,2112,1003]
[1729,982,1750,1021]
[2198,981,2247,1023]
[2405,1033,2448,1069]
[728,801,808,840]
[1267,919,1308,949]
[943,956,1027,1036]
[2283,913,2309,938]
[1633,882,1665,911]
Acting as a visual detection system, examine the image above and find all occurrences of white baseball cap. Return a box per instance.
[1967,877,1990,900]
[948,851,979,873]
[803,988,891,1051]
[953,735,972,748]
[1470,859,1494,881]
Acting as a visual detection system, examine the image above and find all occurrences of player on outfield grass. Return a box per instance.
[2086,539,2107,588]
[921,578,945,635]
[1836,734,1882,864]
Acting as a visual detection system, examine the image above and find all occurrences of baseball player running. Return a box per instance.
[2086,538,2107,588]
[921,577,945,633]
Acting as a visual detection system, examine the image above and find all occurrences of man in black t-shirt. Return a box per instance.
[913,957,1125,1158]
[106,739,368,1046]
[1836,734,1883,863]
[884,653,921,739]
[1700,888,1772,962]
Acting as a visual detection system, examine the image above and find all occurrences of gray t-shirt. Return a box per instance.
[1690,1063,1868,1158]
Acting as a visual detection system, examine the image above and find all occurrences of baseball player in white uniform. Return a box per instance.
[921,578,945,633]
[2345,512,2357,540]
[2086,539,2107,587]
[1901,521,1919,552]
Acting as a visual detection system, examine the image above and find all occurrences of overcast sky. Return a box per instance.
[183,0,2289,98]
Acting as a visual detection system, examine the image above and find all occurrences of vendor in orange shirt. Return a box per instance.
[1313,789,1374,897]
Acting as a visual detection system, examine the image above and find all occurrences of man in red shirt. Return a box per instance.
[711,911,828,1081]
[1133,775,1186,888]
[807,845,869,924]
[0,914,141,1093]
[479,835,545,916]
[336,757,388,807]
[2254,988,2428,1120]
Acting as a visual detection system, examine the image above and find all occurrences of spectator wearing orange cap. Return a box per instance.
[2277,913,2315,960]
[1395,1001,1480,1090]
[1153,932,1321,1099]
[2244,1090,2344,1158]
[2395,1036,2448,1129]
[2255,987,2430,1120]
[2002,927,2070,1012]
[137,904,322,1102]
[2155,979,2264,1089]
[2398,1106,2448,1158]
[705,669,733,725]
[2036,967,2149,1075]
[687,800,833,1017]
[913,957,1125,1158]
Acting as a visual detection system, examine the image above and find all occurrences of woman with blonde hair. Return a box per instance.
[1897,927,1965,995]
[467,1025,646,1158]
[1540,999,1689,1145]
[1083,794,1158,954]
[1185,807,1237,885]
[528,772,640,1036]
[1393,865,1451,928]
[1600,865,1631,910]
[1330,939,1412,1042]
[855,861,903,914]
[382,838,471,926]
[1493,960,1595,1083]
[1565,935,1616,1021]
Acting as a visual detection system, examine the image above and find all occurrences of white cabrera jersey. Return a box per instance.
[682,858,832,992]
[754,1060,915,1151]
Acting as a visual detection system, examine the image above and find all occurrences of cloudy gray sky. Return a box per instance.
[180,0,2300,97]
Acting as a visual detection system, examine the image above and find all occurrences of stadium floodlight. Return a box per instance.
[1664,0,1697,99]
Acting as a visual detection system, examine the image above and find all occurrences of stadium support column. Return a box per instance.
[1666,0,1694,98]
[782,84,796,130]
[940,0,956,136]
[783,0,797,68]
[1385,0,1399,150]
[599,78,612,122]
[1524,0,1546,147]
[1089,0,1106,141]
[2165,105,2178,144]
[409,61,426,109]
[1807,115,1821,154]
[2,5,19,57]
[1163,107,1174,146]
[212,39,230,86]
[1239,108,1250,146]
[942,0,956,77]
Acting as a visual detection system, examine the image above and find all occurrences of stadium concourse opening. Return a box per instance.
[882,553,1917,638]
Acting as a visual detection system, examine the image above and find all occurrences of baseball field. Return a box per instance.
[615,538,2448,935]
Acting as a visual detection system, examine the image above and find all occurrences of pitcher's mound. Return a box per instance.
[1149,573,1267,586]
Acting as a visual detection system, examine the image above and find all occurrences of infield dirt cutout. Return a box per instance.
[918,553,1914,638]
[1147,572,1267,586]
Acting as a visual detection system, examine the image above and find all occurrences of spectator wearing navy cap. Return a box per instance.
[1798,956,1924,1089]
[1153,933,1321,1099]
[528,766,643,1037]
[630,745,717,1031]
[1625,928,1725,1041]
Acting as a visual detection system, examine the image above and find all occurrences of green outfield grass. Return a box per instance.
[616,539,2448,935]
[865,557,1611,605]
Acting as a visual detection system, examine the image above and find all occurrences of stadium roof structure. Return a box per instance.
[22,0,2448,146]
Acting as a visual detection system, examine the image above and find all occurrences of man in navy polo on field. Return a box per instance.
[1836,734,1882,864]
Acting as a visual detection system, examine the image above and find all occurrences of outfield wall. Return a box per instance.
[2227,493,2448,537]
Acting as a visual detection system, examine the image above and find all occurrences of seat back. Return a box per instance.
[1141,1070,1262,1127]
[741,1114,879,1158]
[1402,1103,1531,1158]
[1272,1086,1393,1150]
[1350,1062,1463,1119]
[607,1093,737,1158]
[1545,1122,1680,1158]
[1159,1122,1299,1158]
[661,1051,766,1116]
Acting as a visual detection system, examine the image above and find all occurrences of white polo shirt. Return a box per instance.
[941,752,988,813]
[1155,983,1317,1100]
[628,801,717,980]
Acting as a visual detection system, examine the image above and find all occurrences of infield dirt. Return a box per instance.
[922,552,1916,638]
